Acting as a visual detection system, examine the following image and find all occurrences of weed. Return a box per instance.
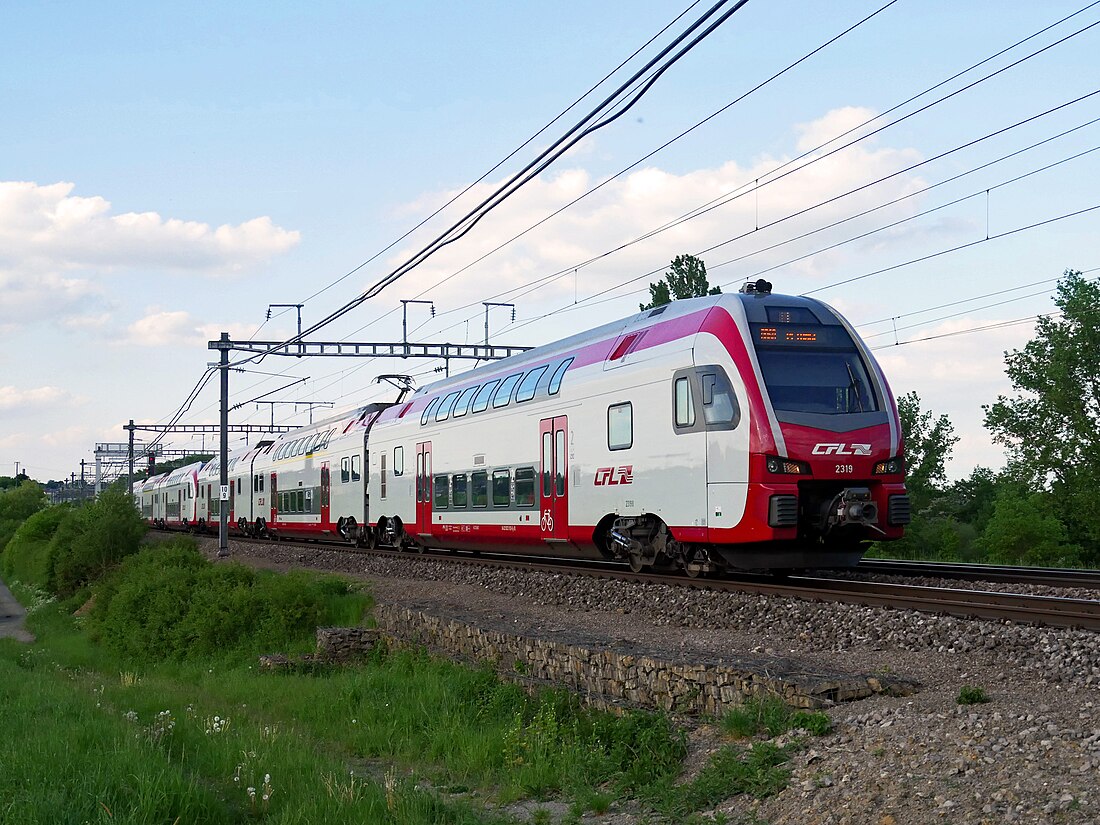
[720,696,831,739]
[957,685,990,705]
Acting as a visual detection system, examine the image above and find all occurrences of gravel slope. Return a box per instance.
[198,538,1100,824]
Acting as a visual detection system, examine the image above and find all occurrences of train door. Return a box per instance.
[320,463,331,529]
[415,442,432,538]
[229,482,235,524]
[703,367,750,533]
[270,473,278,526]
[539,416,569,542]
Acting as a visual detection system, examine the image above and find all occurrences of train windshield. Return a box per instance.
[751,324,878,415]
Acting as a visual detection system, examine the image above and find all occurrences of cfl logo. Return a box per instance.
[812,443,872,456]
[594,465,634,486]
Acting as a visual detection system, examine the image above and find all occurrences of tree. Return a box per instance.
[974,490,1084,567]
[0,479,47,552]
[896,391,959,505]
[983,270,1100,551]
[640,254,720,311]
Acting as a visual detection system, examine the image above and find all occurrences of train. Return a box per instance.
[135,280,910,573]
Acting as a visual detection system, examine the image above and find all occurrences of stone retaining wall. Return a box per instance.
[312,604,917,713]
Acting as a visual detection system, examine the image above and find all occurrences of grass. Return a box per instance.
[720,694,832,739]
[0,526,835,823]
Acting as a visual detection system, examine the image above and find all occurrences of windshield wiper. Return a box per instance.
[844,361,865,413]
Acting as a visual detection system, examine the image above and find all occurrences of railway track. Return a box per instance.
[856,558,1100,589]
[212,534,1100,632]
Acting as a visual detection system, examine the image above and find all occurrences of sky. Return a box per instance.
[2,0,1098,484]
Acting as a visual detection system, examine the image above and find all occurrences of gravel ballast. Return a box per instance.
[196,537,1100,824]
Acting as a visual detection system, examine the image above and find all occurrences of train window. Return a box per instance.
[608,332,643,361]
[416,452,425,502]
[341,457,350,484]
[701,371,741,428]
[259,474,265,492]
[675,377,696,428]
[393,446,404,476]
[433,475,449,509]
[755,349,879,414]
[436,391,461,422]
[297,490,305,513]
[305,489,313,514]
[515,467,535,507]
[471,471,488,507]
[237,478,242,494]
[555,429,566,495]
[452,386,478,418]
[548,357,573,395]
[515,366,548,403]
[452,473,468,507]
[492,373,523,408]
[492,469,510,506]
[421,397,441,426]
[608,403,633,450]
[542,432,552,497]
[471,380,499,413]
[380,453,387,499]
[351,455,361,483]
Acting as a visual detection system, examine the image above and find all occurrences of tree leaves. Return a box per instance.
[640,254,720,311]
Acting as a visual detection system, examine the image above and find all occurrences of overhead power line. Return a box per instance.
[398,0,1100,327]
[240,0,754,365]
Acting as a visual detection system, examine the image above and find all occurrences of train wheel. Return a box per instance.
[681,546,713,579]
[627,549,645,573]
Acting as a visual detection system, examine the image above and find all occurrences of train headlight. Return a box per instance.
[765,455,811,475]
[873,456,904,475]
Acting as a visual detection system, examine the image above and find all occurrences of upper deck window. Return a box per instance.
[421,397,442,425]
[548,357,573,395]
[471,380,500,414]
[453,386,478,418]
[515,366,548,403]
[435,391,461,422]
[492,373,523,408]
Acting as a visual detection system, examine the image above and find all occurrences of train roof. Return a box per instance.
[409,288,845,400]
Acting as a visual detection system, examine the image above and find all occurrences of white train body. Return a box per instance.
[364,289,908,570]
[137,287,909,571]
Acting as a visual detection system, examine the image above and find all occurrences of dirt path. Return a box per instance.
[0,577,33,643]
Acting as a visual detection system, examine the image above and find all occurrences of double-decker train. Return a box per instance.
[136,281,910,573]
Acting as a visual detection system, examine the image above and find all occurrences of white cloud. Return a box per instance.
[0,267,103,325]
[873,317,1034,477]
[0,385,80,413]
[0,181,301,274]
[378,108,931,312]
[118,308,265,348]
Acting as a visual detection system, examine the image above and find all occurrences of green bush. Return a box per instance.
[49,487,147,597]
[975,492,1084,567]
[88,541,369,660]
[957,685,990,705]
[0,505,70,587]
[0,480,47,553]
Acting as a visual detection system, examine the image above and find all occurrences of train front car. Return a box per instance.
[716,280,909,569]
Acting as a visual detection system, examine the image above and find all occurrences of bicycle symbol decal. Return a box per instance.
[540,509,554,532]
